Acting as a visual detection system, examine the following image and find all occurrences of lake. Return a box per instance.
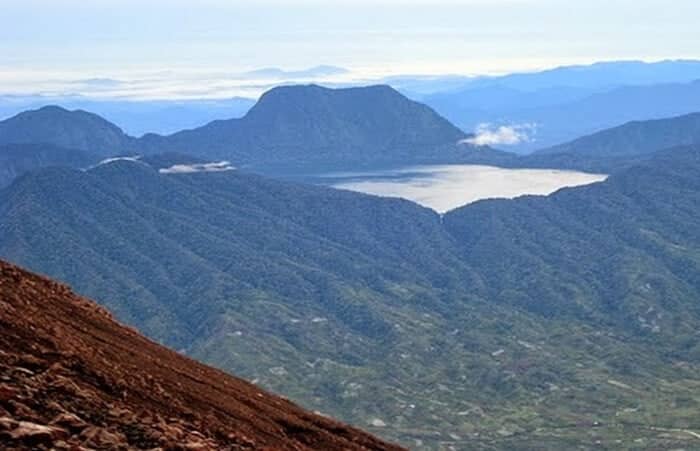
[323,165,608,213]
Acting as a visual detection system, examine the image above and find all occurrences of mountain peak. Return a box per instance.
[32,105,70,114]
[253,84,399,106]
[14,105,105,122]
[0,105,133,156]
[140,84,469,171]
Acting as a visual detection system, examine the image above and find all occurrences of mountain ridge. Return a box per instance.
[137,84,473,171]
[0,143,98,188]
[0,85,482,180]
[423,75,700,152]
[0,105,134,156]
[536,111,700,157]
[3,146,700,448]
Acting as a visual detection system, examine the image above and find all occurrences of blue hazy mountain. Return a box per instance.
[4,60,699,151]
[0,85,491,185]
[446,112,700,172]
[3,82,700,180]
[137,84,474,171]
[0,86,472,172]
[0,143,98,188]
[0,96,255,137]
[421,60,700,94]
[536,112,700,158]
[242,65,350,79]
[465,112,700,173]
[425,79,700,153]
[469,60,700,91]
[392,60,700,99]
[418,60,700,152]
[0,105,133,156]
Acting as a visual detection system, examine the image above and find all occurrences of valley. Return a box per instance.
[2,145,700,449]
[2,54,700,450]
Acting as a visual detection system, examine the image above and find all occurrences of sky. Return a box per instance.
[1,0,699,98]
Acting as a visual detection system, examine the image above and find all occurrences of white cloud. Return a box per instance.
[159,161,235,174]
[460,123,537,146]
[94,155,143,167]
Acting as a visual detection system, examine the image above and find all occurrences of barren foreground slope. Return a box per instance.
[0,259,404,451]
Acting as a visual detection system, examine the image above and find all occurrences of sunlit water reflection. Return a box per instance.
[327,165,608,213]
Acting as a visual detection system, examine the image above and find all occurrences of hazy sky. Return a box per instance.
[1,0,699,96]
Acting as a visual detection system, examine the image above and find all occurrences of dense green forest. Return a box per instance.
[0,143,97,188]
[0,105,134,156]
[2,147,700,449]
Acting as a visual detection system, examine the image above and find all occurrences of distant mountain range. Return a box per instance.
[0,259,402,451]
[419,62,700,152]
[5,59,700,149]
[2,86,700,192]
[463,60,700,91]
[409,60,700,101]
[137,84,472,171]
[3,143,700,448]
[0,85,485,179]
[242,65,350,80]
[1,81,700,185]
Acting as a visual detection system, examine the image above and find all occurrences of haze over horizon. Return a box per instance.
[2,0,700,99]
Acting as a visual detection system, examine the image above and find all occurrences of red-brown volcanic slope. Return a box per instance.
[0,260,405,450]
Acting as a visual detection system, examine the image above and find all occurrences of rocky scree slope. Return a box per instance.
[0,259,404,451]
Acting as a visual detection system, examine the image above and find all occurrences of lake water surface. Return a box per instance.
[326,165,607,213]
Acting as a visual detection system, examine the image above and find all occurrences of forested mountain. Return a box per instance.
[438,112,700,173]
[137,84,473,171]
[2,146,700,448]
[0,96,256,137]
[0,143,98,188]
[0,259,402,450]
[4,62,700,166]
[536,111,700,157]
[447,145,700,321]
[0,89,698,192]
[423,76,700,152]
[0,106,134,156]
[0,85,485,185]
